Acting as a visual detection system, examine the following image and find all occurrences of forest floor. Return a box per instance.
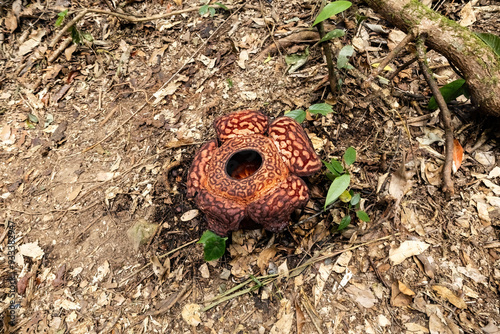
[0,0,499,333]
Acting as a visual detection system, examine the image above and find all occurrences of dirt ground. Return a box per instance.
[1,0,499,333]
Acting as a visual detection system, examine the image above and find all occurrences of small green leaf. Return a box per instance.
[309,103,333,115]
[356,210,370,222]
[226,78,233,88]
[215,2,229,10]
[199,4,209,15]
[208,7,216,17]
[337,45,354,69]
[428,79,467,110]
[350,193,361,206]
[337,215,351,231]
[286,109,306,123]
[55,9,68,27]
[325,174,351,208]
[313,1,352,26]
[339,190,351,203]
[343,147,356,165]
[322,159,344,176]
[198,230,227,261]
[82,32,93,42]
[318,29,345,43]
[476,32,500,57]
[28,113,39,123]
[330,159,344,174]
[203,238,226,261]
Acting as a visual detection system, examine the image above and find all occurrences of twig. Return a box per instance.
[202,233,399,312]
[255,31,320,61]
[364,32,414,88]
[316,8,338,94]
[416,38,454,198]
[49,9,88,48]
[387,55,417,81]
[81,102,147,153]
[118,238,198,286]
[48,4,242,58]
[48,37,73,63]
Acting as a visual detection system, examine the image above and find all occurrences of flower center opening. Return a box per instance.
[226,150,263,180]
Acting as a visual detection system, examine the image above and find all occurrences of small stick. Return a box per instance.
[118,239,198,286]
[416,38,454,197]
[81,102,147,153]
[49,9,88,48]
[49,5,240,50]
[48,37,73,63]
[316,17,338,94]
[255,31,320,61]
[387,55,417,81]
[364,32,414,87]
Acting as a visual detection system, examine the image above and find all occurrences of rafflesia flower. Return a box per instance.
[186,110,322,236]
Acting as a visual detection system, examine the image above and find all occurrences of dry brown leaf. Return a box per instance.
[458,2,476,26]
[432,285,467,309]
[181,303,202,326]
[64,43,78,61]
[295,298,305,334]
[398,281,415,296]
[416,253,436,279]
[4,11,18,32]
[345,284,377,308]
[389,240,430,265]
[390,281,412,307]
[270,298,294,334]
[68,184,83,201]
[257,247,277,275]
[172,0,182,6]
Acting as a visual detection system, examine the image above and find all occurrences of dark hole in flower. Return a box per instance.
[226,150,263,180]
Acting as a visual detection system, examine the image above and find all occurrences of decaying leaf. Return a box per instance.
[314,261,333,307]
[432,285,467,309]
[257,247,277,275]
[127,219,158,251]
[270,298,294,334]
[389,240,430,265]
[452,139,464,173]
[390,281,413,307]
[19,242,44,260]
[180,209,199,221]
[181,303,202,326]
[345,284,377,308]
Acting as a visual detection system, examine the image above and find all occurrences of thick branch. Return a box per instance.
[364,0,500,117]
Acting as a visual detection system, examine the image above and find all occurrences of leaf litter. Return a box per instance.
[0,0,499,332]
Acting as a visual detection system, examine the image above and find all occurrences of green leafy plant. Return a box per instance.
[197,230,227,261]
[55,9,68,27]
[476,32,500,57]
[55,10,93,44]
[313,1,352,26]
[323,147,370,231]
[286,103,335,123]
[427,79,468,110]
[199,2,228,17]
